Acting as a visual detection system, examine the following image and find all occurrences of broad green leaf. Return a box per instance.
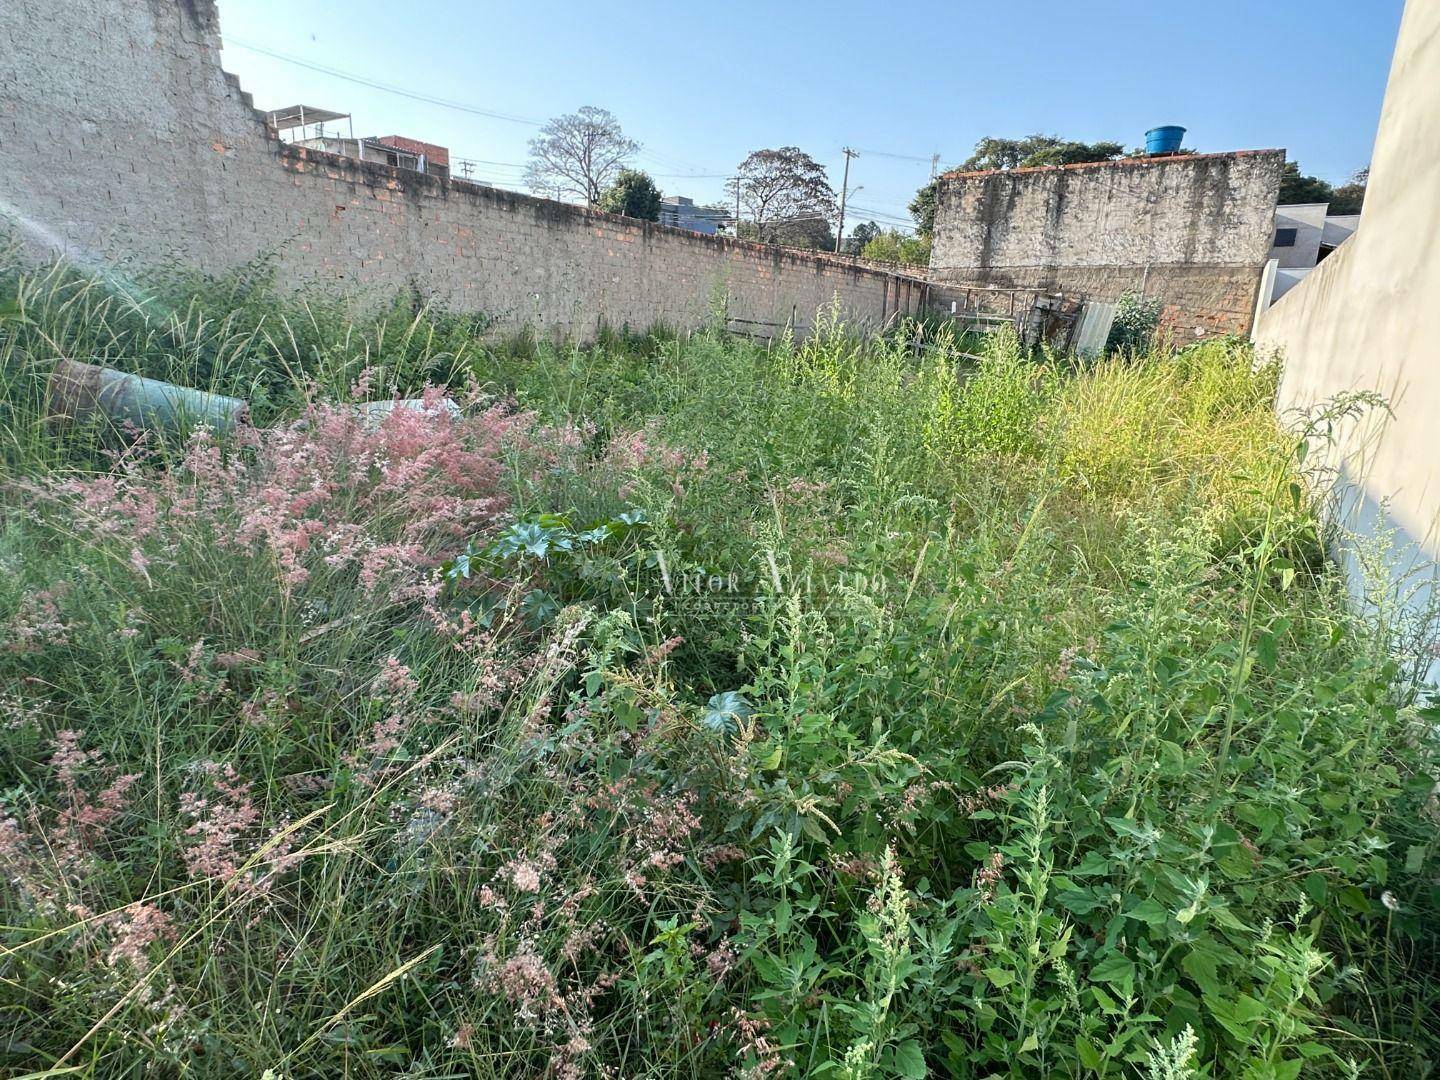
[893,1039,927,1078]
[1075,1036,1103,1070]
[1090,952,1135,988]
[1123,899,1169,927]
[703,690,751,736]
[983,966,1015,988]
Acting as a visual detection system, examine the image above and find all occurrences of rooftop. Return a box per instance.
[375,135,449,167]
[265,105,349,132]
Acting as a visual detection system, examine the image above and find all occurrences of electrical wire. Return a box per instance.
[227,38,730,185]
[225,37,544,126]
[637,148,722,175]
[846,205,919,231]
[849,147,941,165]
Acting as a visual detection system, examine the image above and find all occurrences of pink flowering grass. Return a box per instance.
[0,377,746,1076]
[22,387,532,600]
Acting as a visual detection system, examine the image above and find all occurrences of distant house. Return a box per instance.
[291,130,451,179]
[373,135,450,180]
[659,196,725,235]
[1267,203,1360,301]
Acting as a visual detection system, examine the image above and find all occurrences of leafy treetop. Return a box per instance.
[1278,161,1367,214]
[960,134,1125,172]
[846,221,883,253]
[727,147,837,245]
[859,229,931,267]
[737,217,835,252]
[599,168,662,221]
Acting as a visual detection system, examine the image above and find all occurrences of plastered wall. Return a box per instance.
[1251,0,1440,677]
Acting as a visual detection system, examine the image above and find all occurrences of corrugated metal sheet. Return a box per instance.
[1073,301,1117,359]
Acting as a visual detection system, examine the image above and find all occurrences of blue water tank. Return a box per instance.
[1145,126,1187,155]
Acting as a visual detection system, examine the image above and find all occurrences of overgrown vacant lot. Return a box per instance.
[1,263,1437,1078]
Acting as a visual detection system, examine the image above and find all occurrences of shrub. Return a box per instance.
[859,230,932,267]
[598,168,662,222]
[1106,288,1164,355]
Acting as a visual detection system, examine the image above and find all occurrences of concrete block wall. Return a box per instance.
[928,150,1286,336]
[0,0,924,337]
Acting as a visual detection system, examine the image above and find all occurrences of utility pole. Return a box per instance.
[930,153,940,180]
[734,178,741,239]
[835,147,857,253]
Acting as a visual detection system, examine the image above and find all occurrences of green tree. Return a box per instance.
[1277,160,1334,206]
[961,134,1123,171]
[1124,144,1198,158]
[909,134,1124,237]
[909,181,940,237]
[860,229,931,267]
[599,168,662,221]
[727,147,837,244]
[844,220,882,254]
[737,216,835,252]
[1329,166,1368,215]
[1016,139,1126,168]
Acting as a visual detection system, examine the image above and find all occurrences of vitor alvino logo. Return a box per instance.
[648,547,896,613]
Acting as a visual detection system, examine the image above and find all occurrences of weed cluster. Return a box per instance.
[1,262,1436,1077]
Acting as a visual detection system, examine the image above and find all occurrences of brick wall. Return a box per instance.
[0,0,924,337]
[929,264,1272,340]
[929,151,1286,336]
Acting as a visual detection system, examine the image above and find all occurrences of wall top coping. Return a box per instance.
[939,148,1285,183]
[282,144,931,284]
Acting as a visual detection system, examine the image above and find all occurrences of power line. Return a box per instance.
[846,205,919,232]
[226,38,729,187]
[849,146,940,165]
[847,201,916,220]
[637,149,722,175]
[849,203,914,220]
[225,38,544,126]
[427,157,727,181]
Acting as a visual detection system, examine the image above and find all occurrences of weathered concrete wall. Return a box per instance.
[1252,0,1440,677]
[929,150,1285,336]
[0,0,923,336]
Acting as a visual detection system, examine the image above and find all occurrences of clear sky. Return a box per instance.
[217,0,1404,235]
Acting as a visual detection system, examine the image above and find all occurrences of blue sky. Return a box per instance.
[217,0,1403,234]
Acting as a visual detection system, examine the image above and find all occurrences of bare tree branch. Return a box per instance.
[525,107,640,206]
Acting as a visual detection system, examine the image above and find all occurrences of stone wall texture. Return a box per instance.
[928,150,1286,336]
[0,0,925,337]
